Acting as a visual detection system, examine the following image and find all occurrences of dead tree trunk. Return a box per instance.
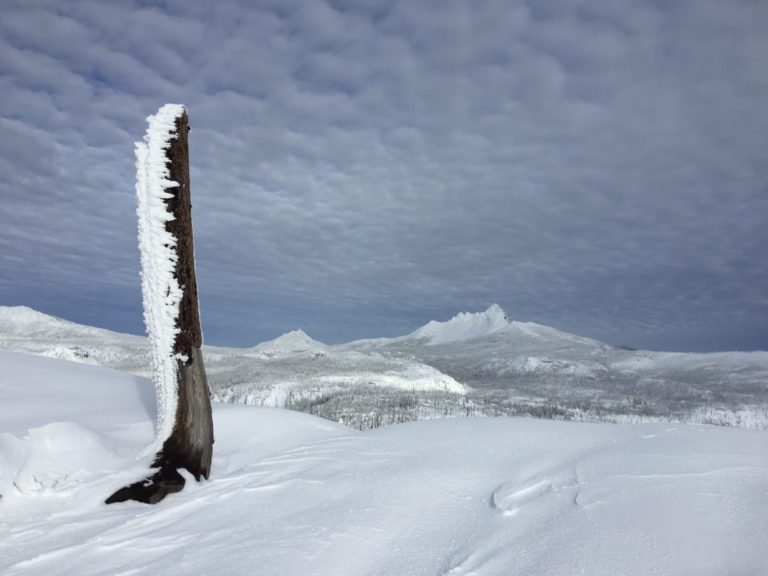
[107,108,213,505]
[155,110,213,482]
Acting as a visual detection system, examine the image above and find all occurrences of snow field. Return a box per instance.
[1,349,767,576]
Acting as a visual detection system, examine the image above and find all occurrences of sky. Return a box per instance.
[0,0,766,352]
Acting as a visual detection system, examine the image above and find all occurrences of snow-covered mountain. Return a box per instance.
[1,305,767,429]
[2,349,767,576]
[250,328,328,356]
[0,306,150,373]
[346,305,768,427]
[0,306,469,429]
[347,304,600,348]
[406,303,512,344]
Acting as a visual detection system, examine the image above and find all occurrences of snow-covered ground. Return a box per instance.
[1,349,767,576]
[2,304,767,429]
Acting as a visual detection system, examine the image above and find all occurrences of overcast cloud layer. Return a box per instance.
[1,0,766,351]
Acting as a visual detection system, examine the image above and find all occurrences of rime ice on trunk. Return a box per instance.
[107,104,213,505]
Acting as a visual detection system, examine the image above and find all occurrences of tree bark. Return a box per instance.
[107,110,213,505]
[156,111,214,481]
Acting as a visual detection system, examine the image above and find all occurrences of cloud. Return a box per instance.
[0,0,766,350]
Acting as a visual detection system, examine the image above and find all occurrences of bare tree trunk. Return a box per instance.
[156,111,214,481]
[107,109,213,505]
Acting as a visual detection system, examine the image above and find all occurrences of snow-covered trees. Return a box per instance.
[107,104,213,504]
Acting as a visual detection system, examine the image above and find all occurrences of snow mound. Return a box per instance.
[0,350,156,505]
[408,304,511,345]
[252,329,328,355]
[6,422,118,495]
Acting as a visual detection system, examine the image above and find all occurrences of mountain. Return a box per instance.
[250,329,328,356]
[346,304,602,350]
[397,303,601,347]
[352,305,768,427]
[1,305,767,430]
[0,305,139,344]
[0,306,149,373]
[406,304,512,344]
[0,306,468,429]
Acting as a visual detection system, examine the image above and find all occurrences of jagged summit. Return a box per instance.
[407,304,511,345]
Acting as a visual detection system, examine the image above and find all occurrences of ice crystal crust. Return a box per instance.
[135,103,186,445]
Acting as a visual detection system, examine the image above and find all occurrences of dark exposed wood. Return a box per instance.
[156,347,214,480]
[165,112,202,352]
[107,109,214,505]
[105,466,185,505]
[157,111,214,481]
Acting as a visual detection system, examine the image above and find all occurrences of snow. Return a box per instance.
[251,328,328,355]
[0,351,156,505]
[407,303,511,345]
[344,303,595,348]
[316,363,467,394]
[134,103,186,445]
[505,355,604,377]
[5,307,768,423]
[0,306,147,370]
[1,349,767,576]
[0,305,79,336]
[3,305,768,430]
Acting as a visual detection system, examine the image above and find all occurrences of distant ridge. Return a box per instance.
[0,305,142,340]
[1,304,767,431]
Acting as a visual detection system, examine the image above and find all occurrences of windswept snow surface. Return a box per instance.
[135,103,186,445]
[1,349,768,576]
